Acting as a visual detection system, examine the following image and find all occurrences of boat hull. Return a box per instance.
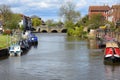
[9,52,21,56]
[104,42,120,64]
[104,56,120,63]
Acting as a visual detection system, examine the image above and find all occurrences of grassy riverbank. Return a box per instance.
[0,35,11,49]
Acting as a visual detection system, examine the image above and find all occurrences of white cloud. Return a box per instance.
[0,0,119,21]
[27,2,50,8]
[76,0,87,8]
[86,0,119,6]
[20,0,60,9]
[11,7,26,14]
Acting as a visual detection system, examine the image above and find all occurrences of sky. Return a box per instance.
[0,0,120,21]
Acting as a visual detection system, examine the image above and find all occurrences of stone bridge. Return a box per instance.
[36,26,67,33]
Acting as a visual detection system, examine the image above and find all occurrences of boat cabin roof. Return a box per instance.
[106,42,119,47]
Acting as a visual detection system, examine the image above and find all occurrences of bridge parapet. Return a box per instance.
[36,25,67,33]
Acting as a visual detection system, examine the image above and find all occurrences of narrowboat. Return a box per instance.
[104,42,120,63]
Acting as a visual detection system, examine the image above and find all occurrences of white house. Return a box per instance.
[19,20,24,28]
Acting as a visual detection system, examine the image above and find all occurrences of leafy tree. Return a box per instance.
[82,15,89,23]
[0,4,22,29]
[89,13,105,29]
[59,1,82,36]
[56,20,63,27]
[8,13,21,29]
[0,4,13,29]
[64,20,74,28]
[45,19,57,27]
[76,15,89,27]
[32,18,42,27]
[59,1,80,22]
[31,15,39,18]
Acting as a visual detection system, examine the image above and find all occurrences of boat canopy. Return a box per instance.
[106,42,118,47]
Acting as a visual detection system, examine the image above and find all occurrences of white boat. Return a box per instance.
[9,44,22,56]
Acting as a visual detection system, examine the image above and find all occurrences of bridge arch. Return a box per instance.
[36,26,67,33]
[51,30,58,33]
[38,28,40,32]
[61,29,67,33]
[41,30,48,33]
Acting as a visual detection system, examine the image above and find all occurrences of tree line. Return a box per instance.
[0,2,116,36]
[0,4,22,30]
[58,1,116,37]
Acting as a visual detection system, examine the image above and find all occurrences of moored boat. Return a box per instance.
[18,40,30,51]
[9,44,22,56]
[29,33,38,45]
[104,42,120,63]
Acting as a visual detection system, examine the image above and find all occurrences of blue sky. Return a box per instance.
[0,0,120,21]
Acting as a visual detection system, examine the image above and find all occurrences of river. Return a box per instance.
[0,33,120,80]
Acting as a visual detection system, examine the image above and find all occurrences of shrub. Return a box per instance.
[67,26,84,37]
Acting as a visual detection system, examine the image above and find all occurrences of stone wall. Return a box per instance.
[0,48,9,57]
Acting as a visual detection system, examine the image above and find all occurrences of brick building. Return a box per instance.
[88,5,110,20]
[108,5,120,24]
[88,5,120,24]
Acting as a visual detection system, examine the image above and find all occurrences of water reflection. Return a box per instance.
[104,64,120,80]
[88,39,98,49]
[0,56,9,61]
[9,56,21,67]
[65,36,88,50]
[66,36,82,42]
[32,43,38,48]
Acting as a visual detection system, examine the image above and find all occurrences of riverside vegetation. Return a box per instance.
[0,35,10,49]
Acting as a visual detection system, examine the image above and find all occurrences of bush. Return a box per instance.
[67,26,84,37]
[67,28,74,36]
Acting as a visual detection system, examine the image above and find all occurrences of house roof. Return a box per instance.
[89,6,110,11]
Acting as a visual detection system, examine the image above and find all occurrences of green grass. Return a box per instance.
[0,35,11,49]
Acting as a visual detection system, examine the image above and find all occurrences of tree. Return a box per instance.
[59,1,80,23]
[9,13,21,29]
[0,4,12,29]
[32,18,42,27]
[31,15,39,18]
[64,20,74,28]
[89,13,105,29]
[45,19,57,27]
[56,20,63,27]
[76,15,89,27]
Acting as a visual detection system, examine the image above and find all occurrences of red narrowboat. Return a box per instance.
[104,42,120,63]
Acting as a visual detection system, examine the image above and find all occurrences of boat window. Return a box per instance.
[10,47,14,50]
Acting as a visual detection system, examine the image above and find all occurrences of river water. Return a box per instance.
[0,33,120,80]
